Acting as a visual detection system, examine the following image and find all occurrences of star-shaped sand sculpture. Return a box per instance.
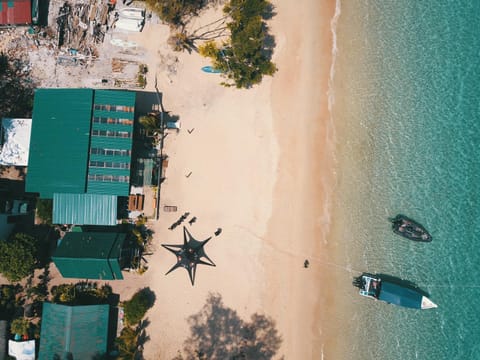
[162,226,216,285]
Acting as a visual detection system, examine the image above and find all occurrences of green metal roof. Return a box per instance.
[94,89,136,107]
[26,88,93,198]
[87,90,136,196]
[53,193,118,226]
[26,89,136,198]
[38,303,109,360]
[52,231,126,280]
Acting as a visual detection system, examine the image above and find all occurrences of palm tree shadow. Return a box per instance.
[174,293,283,360]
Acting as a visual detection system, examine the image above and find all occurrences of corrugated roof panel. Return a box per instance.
[90,154,131,163]
[87,90,135,196]
[38,303,109,359]
[91,122,133,132]
[26,89,93,198]
[88,167,130,176]
[53,193,118,225]
[90,136,133,150]
[87,180,130,196]
[0,0,31,25]
[94,89,136,107]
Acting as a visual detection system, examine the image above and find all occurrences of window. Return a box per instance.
[93,117,133,125]
[93,104,134,113]
[92,130,132,139]
[90,148,131,156]
[88,174,130,183]
[89,160,130,169]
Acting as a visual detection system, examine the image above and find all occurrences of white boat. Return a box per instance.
[119,7,145,21]
[114,17,144,32]
[353,274,438,310]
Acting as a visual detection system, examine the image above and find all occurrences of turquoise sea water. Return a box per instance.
[331,1,480,359]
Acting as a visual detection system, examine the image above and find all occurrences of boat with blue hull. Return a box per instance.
[201,66,223,74]
[353,274,437,310]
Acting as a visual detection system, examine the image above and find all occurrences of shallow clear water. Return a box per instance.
[332,1,480,359]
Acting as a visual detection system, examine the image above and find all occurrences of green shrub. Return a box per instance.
[10,317,30,335]
[123,288,154,326]
[0,233,37,282]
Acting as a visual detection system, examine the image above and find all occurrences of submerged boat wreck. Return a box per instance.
[353,274,437,310]
[390,214,432,242]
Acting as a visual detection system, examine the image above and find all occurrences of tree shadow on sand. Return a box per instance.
[173,293,283,360]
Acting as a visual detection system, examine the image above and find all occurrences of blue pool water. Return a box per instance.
[331,1,480,359]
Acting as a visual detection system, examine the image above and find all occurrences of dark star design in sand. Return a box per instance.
[162,226,216,285]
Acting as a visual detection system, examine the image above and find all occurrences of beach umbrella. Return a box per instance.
[162,226,215,285]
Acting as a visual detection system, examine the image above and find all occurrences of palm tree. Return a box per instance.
[139,114,160,133]
[115,326,140,359]
[141,114,160,128]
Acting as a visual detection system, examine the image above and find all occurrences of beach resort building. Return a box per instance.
[38,302,110,359]
[23,88,157,280]
[27,88,135,198]
[26,88,137,226]
[52,230,127,280]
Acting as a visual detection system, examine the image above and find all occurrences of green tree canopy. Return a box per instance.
[199,0,276,88]
[0,52,34,118]
[123,288,155,326]
[145,0,210,27]
[0,233,37,282]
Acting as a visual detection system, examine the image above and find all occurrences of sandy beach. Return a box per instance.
[0,0,341,358]
[120,0,340,358]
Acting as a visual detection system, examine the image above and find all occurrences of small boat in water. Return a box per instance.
[353,274,437,310]
[390,214,432,242]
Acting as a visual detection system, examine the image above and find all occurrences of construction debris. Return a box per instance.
[56,0,111,55]
[1,0,155,89]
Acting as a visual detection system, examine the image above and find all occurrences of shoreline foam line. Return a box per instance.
[327,0,341,115]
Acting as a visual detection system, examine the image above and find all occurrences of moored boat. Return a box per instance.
[353,274,437,310]
[390,214,432,242]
